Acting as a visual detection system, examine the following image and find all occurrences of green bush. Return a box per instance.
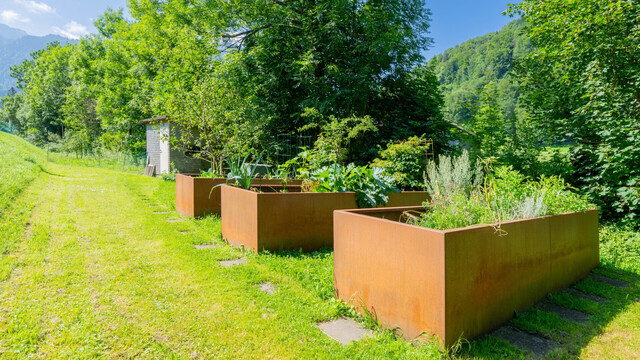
[371,136,432,190]
[418,153,593,230]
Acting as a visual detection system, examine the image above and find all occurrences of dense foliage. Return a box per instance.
[371,136,432,190]
[508,0,640,225]
[419,152,592,230]
[0,0,451,164]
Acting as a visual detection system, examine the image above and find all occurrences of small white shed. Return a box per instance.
[140,116,209,176]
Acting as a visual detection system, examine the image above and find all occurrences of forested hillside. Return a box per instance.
[430,19,531,125]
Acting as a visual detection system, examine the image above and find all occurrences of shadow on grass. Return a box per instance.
[25,157,64,177]
[461,266,640,359]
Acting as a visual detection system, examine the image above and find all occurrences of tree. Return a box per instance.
[508,0,640,223]
[468,82,506,161]
[0,88,23,131]
[10,42,73,144]
[213,0,449,158]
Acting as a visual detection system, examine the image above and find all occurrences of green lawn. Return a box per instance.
[0,132,638,359]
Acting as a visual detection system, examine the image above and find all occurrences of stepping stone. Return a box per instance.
[492,326,558,356]
[318,318,371,345]
[565,288,607,304]
[537,302,590,323]
[591,274,630,288]
[166,219,182,223]
[259,282,276,294]
[195,244,218,249]
[219,258,246,267]
[154,211,169,214]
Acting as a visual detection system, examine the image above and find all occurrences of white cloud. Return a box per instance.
[0,10,31,25]
[14,0,56,14]
[52,21,89,40]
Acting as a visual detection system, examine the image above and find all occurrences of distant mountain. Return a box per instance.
[0,24,76,96]
[429,19,532,124]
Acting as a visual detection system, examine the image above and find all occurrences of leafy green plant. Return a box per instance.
[199,168,217,178]
[371,136,431,190]
[225,151,266,190]
[310,163,399,208]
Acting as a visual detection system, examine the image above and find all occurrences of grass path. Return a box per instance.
[0,161,638,359]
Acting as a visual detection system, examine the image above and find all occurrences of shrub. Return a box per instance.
[424,150,483,198]
[417,154,593,230]
[371,136,431,190]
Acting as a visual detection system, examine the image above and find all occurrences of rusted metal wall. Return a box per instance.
[175,174,302,218]
[334,207,447,341]
[443,217,554,344]
[221,187,431,252]
[333,208,599,348]
[221,185,259,250]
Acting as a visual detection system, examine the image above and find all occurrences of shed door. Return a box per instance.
[159,123,170,174]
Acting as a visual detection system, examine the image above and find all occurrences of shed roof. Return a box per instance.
[139,115,169,125]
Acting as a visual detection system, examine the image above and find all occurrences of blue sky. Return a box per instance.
[425,1,514,58]
[0,0,126,39]
[0,0,514,56]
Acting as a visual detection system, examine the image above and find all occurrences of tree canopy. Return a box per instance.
[508,0,640,223]
[0,0,451,163]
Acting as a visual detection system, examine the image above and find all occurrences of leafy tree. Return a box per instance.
[164,56,264,176]
[508,0,640,224]
[468,82,507,162]
[10,42,73,144]
[299,108,377,167]
[216,0,449,157]
[0,88,23,131]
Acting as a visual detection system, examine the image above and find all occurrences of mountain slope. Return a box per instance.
[430,19,532,124]
[0,24,75,96]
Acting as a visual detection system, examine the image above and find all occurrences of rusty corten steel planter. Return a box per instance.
[175,174,302,217]
[333,207,599,348]
[220,185,431,252]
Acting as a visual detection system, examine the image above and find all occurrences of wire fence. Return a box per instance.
[0,121,15,134]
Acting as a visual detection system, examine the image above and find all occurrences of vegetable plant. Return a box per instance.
[418,152,593,230]
[226,151,266,189]
[310,163,399,208]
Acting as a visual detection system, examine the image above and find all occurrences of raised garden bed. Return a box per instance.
[220,185,431,252]
[175,174,302,217]
[333,206,599,347]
